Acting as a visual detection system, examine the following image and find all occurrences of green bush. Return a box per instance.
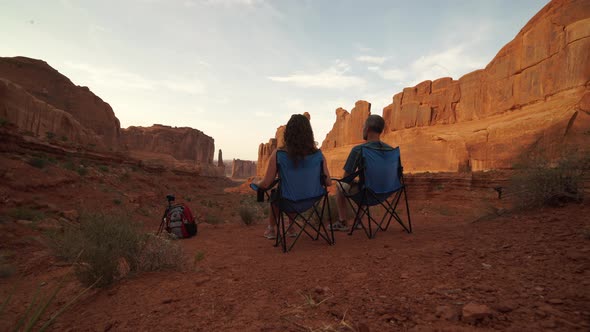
[238,205,255,225]
[48,213,184,287]
[45,131,56,140]
[510,152,588,208]
[98,165,109,173]
[0,117,8,127]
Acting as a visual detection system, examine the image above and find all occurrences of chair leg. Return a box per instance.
[404,186,412,233]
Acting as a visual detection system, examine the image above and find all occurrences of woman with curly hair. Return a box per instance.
[256,114,332,239]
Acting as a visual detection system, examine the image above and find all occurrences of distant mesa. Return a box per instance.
[0,56,224,176]
[257,0,590,176]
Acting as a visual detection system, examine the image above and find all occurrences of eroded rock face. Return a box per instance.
[0,57,121,147]
[0,78,103,147]
[321,101,371,150]
[121,125,215,165]
[320,0,590,174]
[231,159,256,178]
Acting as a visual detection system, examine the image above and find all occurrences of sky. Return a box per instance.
[1,0,549,160]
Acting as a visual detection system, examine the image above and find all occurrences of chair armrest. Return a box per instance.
[249,179,279,192]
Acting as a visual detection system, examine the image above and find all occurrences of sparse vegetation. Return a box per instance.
[205,214,222,224]
[193,251,205,264]
[8,206,45,221]
[48,213,184,288]
[137,234,184,272]
[62,160,76,171]
[45,131,56,140]
[113,198,123,205]
[98,165,109,172]
[238,204,255,225]
[60,135,68,141]
[0,252,15,278]
[28,157,47,169]
[77,166,88,176]
[0,117,8,127]
[510,151,588,209]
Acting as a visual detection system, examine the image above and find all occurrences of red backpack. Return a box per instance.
[165,204,197,238]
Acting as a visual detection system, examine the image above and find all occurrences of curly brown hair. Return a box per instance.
[281,114,318,167]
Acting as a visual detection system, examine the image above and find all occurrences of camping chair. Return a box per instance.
[250,150,334,252]
[333,146,412,239]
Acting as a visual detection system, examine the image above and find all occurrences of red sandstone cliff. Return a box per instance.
[0,57,121,147]
[120,125,215,166]
[0,78,103,147]
[317,0,590,176]
[231,159,256,179]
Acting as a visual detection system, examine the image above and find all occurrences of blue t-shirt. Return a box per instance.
[343,141,394,175]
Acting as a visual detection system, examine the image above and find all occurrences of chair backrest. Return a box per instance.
[361,146,402,195]
[276,150,326,204]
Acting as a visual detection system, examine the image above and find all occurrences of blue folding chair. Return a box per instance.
[251,150,334,252]
[334,146,412,239]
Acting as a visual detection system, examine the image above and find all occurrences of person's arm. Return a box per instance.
[257,149,278,189]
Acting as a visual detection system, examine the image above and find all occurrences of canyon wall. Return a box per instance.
[318,0,590,176]
[0,57,121,147]
[231,159,256,178]
[120,125,215,165]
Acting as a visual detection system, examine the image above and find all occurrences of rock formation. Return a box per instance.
[321,100,371,149]
[256,112,313,177]
[231,159,256,178]
[0,57,121,147]
[218,149,223,167]
[318,0,590,175]
[0,78,103,147]
[120,124,215,165]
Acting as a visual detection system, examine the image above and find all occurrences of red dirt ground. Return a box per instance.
[1,150,589,331]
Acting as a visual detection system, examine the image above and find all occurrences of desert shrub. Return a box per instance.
[48,213,184,287]
[137,234,184,272]
[77,166,88,176]
[113,198,122,205]
[205,214,222,224]
[0,253,15,278]
[9,207,44,221]
[60,135,68,141]
[62,160,75,171]
[49,213,143,287]
[98,165,109,172]
[45,131,56,140]
[28,157,47,169]
[238,204,256,225]
[0,117,8,127]
[510,152,589,209]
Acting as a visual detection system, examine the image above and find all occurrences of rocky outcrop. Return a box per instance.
[0,78,103,147]
[121,124,215,165]
[218,149,223,167]
[231,159,256,178]
[0,57,121,147]
[257,137,278,177]
[321,0,590,175]
[321,101,371,150]
[256,112,313,177]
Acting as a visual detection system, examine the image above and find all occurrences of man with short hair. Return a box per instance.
[331,114,394,231]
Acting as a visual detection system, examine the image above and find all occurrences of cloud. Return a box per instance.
[63,61,206,94]
[355,55,387,65]
[374,44,486,86]
[268,60,366,89]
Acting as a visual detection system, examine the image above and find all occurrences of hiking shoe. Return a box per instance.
[264,226,276,240]
[329,221,348,231]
